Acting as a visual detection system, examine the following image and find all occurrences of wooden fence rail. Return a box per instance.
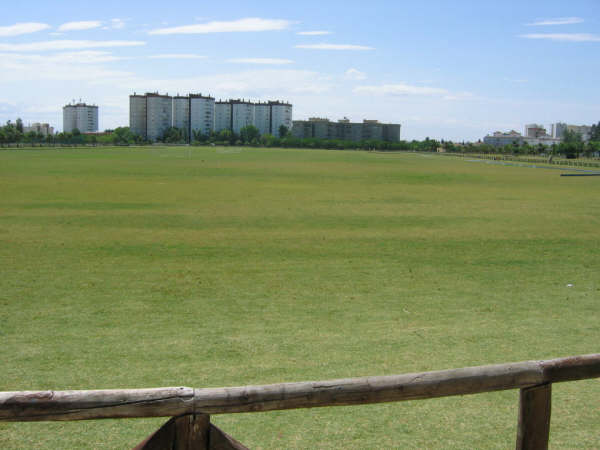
[1,354,599,449]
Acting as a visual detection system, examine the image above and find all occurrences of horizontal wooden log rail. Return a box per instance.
[1,354,599,449]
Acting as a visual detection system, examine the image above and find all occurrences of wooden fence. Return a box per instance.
[1,354,599,449]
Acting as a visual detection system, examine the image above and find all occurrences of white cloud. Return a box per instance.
[520,33,600,42]
[0,50,124,64]
[527,17,584,26]
[149,18,291,35]
[344,68,366,80]
[58,21,103,31]
[149,54,206,59]
[295,43,374,50]
[0,22,50,37]
[353,83,448,96]
[297,31,332,35]
[227,58,293,65]
[0,40,146,52]
[110,18,126,30]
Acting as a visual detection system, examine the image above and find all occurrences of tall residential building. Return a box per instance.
[172,95,190,135]
[129,94,147,139]
[231,100,255,134]
[129,92,173,141]
[524,124,547,138]
[63,102,98,133]
[292,118,401,142]
[189,94,214,137]
[214,101,232,133]
[254,102,271,136]
[269,101,293,137]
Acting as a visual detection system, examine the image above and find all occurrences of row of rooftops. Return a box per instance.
[130,93,291,106]
[298,117,398,125]
[63,102,98,109]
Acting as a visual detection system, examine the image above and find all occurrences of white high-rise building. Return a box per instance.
[63,102,98,133]
[254,102,271,136]
[129,94,147,139]
[172,96,190,135]
[146,93,173,142]
[231,100,255,134]
[270,101,293,137]
[214,101,232,133]
[190,94,214,138]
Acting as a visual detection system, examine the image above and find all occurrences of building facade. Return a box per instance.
[231,100,255,134]
[129,93,291,141]
[63,102,98,133]
[292,118,401,142]
[189,94,215,138]
[269,101,293,137]
[23,123,54,137]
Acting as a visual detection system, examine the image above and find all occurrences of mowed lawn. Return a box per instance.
[0,147,598,449]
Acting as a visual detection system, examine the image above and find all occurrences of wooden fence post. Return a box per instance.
[516,383,551,450]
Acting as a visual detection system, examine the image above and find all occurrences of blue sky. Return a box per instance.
[0,0,598,140]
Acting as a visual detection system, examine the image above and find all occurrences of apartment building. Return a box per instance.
[63,102,98,133]
[129,92,173,141]
[292,118,401,142]
[189,94,215,137]
[23,122,54,137]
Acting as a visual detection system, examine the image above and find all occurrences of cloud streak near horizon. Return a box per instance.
[0,40,146,52]
[149,18,291,35]
[0,22,50,37]
[527,17,584,26]
[295,43,373,50]
[520,33,600,42]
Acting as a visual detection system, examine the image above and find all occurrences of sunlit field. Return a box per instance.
[1,146,598,448]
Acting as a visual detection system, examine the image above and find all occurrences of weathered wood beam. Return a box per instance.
[0,354,598,421]
[516,384,551,450]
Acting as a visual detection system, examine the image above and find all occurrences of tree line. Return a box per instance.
[2,119,599,158]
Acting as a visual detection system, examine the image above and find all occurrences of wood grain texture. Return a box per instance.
[516,384,551,450]
[0,354,597,421]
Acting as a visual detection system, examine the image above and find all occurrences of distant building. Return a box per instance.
[189,94,215,138]
[551,122,592,142]
[129,92,291,141]
[63,102,98,133]
[23,122,54,137]
[483,130,561,147]
[214,101,232,133]
[129,92,173,141]
[231,100,255,134]
[269,101,293,137]
[292,118,401,142]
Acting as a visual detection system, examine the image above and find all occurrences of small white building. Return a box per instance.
[63,102,98,133]
[23,123,54,137]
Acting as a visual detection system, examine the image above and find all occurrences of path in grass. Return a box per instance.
[0,147,598,448]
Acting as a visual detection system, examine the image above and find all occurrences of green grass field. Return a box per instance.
[1,146,598,449]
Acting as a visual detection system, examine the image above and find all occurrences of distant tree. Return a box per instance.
[15,118,23,133]
[278,125,290,138]
[590,121,600,142]
[240,125,260,143]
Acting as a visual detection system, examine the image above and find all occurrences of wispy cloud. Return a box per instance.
[149,18,291,35]
[0,40,146,52]
[148,54,206,59]
[295,43,374,50]
[110,18,126,29]
[297,31,332,35]
[504,77,528,83]
[227,58,293,65]
[58,21,103,31]
[520,33,600,42]
[0,22,50,37]
[527,17,584,26]
[0,50,124,64]
[354,83,448,96]
[344,68,366,80]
